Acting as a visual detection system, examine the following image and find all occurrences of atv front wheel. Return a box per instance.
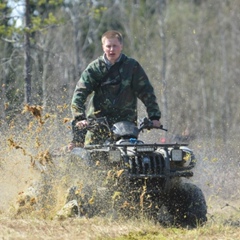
[160,183,207,228]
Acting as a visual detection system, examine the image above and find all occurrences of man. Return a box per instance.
[69,30,161,150]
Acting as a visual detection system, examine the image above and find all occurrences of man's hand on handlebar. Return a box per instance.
[139,118,167,131]
[152,120,161,128]
[152,120,167,131]
[75,119,89,129]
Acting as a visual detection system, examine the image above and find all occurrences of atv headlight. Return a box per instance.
[136,146,155,152]
[171,149,183,161]
[109,150,121,162]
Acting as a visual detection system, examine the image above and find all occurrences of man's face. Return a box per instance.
[102,38,123,64]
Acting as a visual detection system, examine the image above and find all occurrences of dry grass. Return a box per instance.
[0,105,239,239]
[0,215,240,240]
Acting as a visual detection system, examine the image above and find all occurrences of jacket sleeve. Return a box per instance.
[71,65,99,120]
[132,62,161,120]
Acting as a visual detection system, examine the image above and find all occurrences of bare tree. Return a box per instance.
[24,0,31,104]
[158,0,168,134]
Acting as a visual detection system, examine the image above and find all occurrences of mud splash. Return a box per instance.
[0,108,240,224]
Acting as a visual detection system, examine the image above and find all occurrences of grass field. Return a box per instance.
[1,145,239,240]
[0,211,240,240]
[1,112,239,239]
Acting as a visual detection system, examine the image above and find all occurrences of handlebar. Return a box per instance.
[139,117,168,132]
[75,117,167,133]
[159,125,168,131]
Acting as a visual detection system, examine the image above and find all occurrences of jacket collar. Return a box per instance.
[103,53,123,68]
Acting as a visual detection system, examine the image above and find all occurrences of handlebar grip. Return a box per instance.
[160,125,168,131]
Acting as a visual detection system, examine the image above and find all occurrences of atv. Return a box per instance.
[66,117,207,228]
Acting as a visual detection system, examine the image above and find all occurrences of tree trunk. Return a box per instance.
[24,0,32,104]
[158,0,168,133]
[219,4,228,143]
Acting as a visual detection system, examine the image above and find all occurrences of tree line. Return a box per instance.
[0,0,239,143]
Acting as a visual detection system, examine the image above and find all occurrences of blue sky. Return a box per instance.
[7,0,24,27]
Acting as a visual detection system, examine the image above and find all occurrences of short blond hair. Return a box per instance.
[101,30,123,44]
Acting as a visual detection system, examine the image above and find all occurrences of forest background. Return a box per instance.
[1,0,240,142]
[0,0,240,223]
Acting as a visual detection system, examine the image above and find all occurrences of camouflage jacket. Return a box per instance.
[71,53,161,127]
